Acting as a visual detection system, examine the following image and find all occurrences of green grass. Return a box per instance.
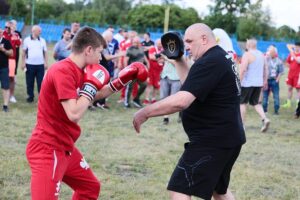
[0,46,299,199]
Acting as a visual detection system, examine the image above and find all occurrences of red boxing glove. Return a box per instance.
[80,64,110,101]
[109,62,148,92]
[134,62,148,82]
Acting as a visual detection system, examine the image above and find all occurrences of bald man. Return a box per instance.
[239,38,270,132]
[133,23,245,200]
[21,25,48,103]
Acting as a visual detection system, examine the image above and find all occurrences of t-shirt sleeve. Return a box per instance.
[181,61,225,102]
[22,38,28,50]
[42,39,47,51]
[52,68,79,100]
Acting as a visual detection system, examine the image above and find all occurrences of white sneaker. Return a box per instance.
[261,118,270,132]
[10,96,17,103]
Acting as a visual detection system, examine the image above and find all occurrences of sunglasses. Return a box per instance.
[5,26,10,29]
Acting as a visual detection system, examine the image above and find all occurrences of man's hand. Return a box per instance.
[0,45,5,52]
[133,108,149,133]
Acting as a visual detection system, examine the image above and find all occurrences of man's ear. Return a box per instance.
[201,35,208,45]
[84,46,93,55]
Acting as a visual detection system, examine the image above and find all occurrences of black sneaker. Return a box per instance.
[88,106,97,111]
[2,105,9,112]
[26,97,34,103]
[163,118,169,125]
[274,111,279,115]
[132,99,142,108]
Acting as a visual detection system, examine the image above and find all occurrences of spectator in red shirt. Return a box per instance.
[143,39,164,104]
[3,21,21,103]
[282,42,300,108]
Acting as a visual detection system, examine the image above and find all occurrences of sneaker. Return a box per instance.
[261,118,270,132]
[26,97,34,103]
[143,99,150,105]
[282,100,291,108]
[124,102,131,109]
[102,103,110,109]
[133,99,142,108]
[274,111,279,115]
[163,117,169,125]
[2,105,9,112]
[88,105,97,111]
[10,96,17,103]
[94,102,107,110]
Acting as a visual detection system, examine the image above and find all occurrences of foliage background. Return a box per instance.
[2,0,300,41]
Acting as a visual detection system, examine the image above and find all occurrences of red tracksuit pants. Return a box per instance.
[26,140,100,200]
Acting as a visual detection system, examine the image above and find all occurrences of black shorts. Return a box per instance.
[167,142,242,200]
[0,68,9,89]
[240,87,262,105]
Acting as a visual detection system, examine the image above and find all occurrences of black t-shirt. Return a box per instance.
[181,45,246,148]
[0,38,12,68]
[142,40,154,58]
[126,46,145,65]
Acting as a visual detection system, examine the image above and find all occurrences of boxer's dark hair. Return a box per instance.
[295,41,300,46]
[63,28,71,34]
[72,27,105,53]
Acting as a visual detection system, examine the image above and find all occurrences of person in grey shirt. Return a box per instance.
[53,28,72,61]
[262,45,284,115]
[239,38,270,132]
[124,36,149,108]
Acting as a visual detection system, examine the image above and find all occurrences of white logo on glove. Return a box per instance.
[93,70,106,84]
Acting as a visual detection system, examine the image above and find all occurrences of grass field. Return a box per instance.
[0,46,299,200]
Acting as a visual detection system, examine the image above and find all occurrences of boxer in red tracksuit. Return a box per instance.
[143,39,164,104]
[25,27,148,200]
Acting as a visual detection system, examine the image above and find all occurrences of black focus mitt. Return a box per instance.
[161,31,184,59]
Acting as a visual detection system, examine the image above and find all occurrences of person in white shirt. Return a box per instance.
[21,25,48,103]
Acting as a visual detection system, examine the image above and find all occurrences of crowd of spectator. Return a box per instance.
[0,20,299,128]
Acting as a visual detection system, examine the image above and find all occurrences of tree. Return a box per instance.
[237,0,273,40]
[127,4,200,32]
[7,0,28,20]
[0,0,10,15]
[204,0,251,34]
[276,25,297,41]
